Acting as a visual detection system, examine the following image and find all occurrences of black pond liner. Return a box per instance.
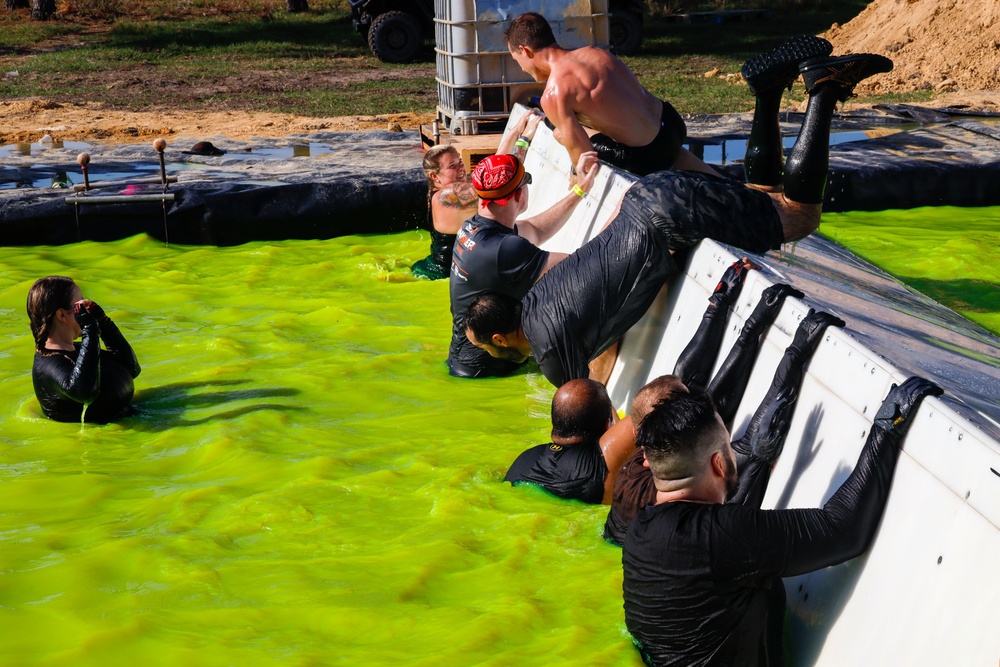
[0,178,426,246]
[2,112,1000,246]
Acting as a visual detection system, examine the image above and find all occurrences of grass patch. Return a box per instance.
[0,0,934,117]
[288,77,439,116]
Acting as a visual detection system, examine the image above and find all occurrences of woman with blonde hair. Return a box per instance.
[26,276,140,423]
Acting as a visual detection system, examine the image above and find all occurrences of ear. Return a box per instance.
[490,333,508,348]
[520,45,535,59]
[641,449,650,468]
[710,451,727,479]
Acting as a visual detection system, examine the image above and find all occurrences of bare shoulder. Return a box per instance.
[436,181,477,209]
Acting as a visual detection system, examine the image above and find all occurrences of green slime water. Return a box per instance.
[0,206,996,666]
[821,206,1000,334]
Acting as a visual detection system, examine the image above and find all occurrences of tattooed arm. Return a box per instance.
[431,179,479,234]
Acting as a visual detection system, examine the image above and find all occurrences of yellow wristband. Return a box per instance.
[572,183,586,198]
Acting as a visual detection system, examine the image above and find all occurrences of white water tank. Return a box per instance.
[435,0,610,135]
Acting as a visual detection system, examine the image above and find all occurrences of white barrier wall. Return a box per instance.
[508,105,1000,665]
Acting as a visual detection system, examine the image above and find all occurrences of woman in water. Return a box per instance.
[27,276,141,423]
[411,111,543,280]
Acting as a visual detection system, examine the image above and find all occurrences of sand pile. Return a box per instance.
[824,0,1000,97]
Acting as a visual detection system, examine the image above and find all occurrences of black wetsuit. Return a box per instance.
[32,318,140,424]
[411,229,456,281]
[521,170,783,387]
[448,214,549,378]
[622,397,908,667]
[504,440,607,505]
[589,100,687,177]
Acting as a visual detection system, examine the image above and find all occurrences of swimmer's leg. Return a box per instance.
[673,258,755,392]
[779,53,894,238]
[741,35,833,187]
[728,309,844,507]
[708,283,803,426]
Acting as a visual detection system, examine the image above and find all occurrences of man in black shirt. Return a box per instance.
[462,49,894,387]
[504,378,616,504]
[448,151,598,378]
[622,378,941,667]
[604,306,841,545]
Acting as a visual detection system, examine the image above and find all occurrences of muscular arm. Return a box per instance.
[431,181,478,235]
[600,414,635,504]
[516,151,599,248]
[541,84,594,171]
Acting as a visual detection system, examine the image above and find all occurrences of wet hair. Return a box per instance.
[465,292,521,344]
[505,13,557,51]
[551,379,614,442]
[631,375,688,425]
[26,276,77,352]
[422,144,460,194]
[637,391,723,480]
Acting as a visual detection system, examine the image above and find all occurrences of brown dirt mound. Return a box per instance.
[824,0,1000,98]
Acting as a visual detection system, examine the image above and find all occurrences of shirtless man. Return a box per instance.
[504,12,730,177]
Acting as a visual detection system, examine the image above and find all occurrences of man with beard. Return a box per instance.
[622,377,941,666]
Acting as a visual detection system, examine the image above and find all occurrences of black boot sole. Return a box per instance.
[741,35,834,95]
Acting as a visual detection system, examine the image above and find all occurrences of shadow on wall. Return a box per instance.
[777,407,863,666]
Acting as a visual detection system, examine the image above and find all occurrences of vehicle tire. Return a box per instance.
[368,10,423,63]
[609,10,643,56]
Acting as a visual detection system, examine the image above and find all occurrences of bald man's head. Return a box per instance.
[551,379,615,443]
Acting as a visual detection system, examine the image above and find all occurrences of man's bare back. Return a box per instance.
[505,13,715,177]
[541,46,662,161]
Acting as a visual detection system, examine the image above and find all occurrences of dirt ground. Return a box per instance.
[824,0,1000,97]
[0,98,438,145]
[1,0,996,146]
[1,90,996,148]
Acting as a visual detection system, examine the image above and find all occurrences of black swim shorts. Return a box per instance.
[589,100,687,177]
[622,170,785,255]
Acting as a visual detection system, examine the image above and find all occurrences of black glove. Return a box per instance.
[740,283,803,336]
[73,300,105,328]
[789,309,845,356]
[873,376,943,438]
[708,258,755,307]
[748,386,797,463]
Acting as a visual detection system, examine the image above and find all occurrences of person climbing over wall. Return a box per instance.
[462,41,894,387]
